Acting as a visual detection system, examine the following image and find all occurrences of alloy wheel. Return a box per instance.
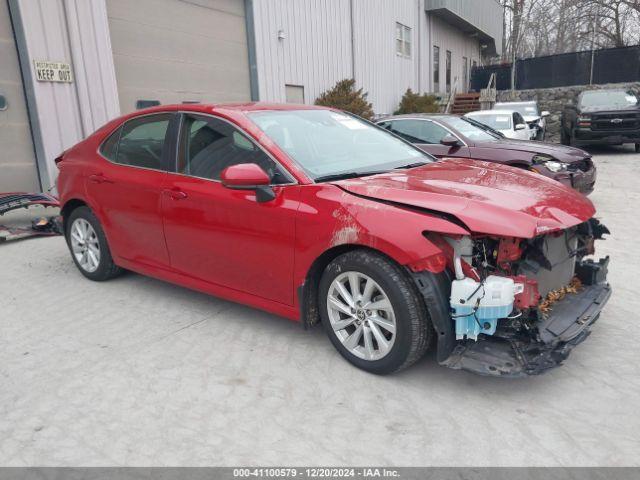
[326,271,397,361]
[70,218,101,273]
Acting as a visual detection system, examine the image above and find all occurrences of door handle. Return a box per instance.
[89,173,113,184]
[163,188,188,200]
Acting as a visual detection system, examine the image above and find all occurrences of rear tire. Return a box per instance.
[635,143,639,153]
[319,250,432,375]
[65,206,122,281]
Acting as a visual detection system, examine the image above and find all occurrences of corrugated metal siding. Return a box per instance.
[9,0,120,191]
[252,0,486,114]
[0,0,38,191]
[252,0,353,105]
[352,0,422,115]
[429,14,481,93]
[106,0,252,113]
[425,0,503,44]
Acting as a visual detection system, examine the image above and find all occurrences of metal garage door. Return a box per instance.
[0,0,38,192]
[106,0,252,114]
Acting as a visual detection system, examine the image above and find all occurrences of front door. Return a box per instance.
[86,112,175,268]
[161,113,299,305]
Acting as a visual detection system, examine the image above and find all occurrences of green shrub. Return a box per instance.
[394,88,440,114]
[314,79,374,120]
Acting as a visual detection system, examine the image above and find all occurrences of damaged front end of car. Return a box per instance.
[419,219,611,377]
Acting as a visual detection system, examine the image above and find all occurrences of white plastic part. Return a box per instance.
[445,236,474,281]
[450,276,518,340]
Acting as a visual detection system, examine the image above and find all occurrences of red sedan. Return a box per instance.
[57,103,611,377]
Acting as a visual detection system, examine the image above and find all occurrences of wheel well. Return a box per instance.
[60,199,87,232]
[299,244,399,329]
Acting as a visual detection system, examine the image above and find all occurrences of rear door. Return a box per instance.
[86,112,176,268]
[379,119,469,158]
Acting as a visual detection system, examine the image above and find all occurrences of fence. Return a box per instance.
[471,45,640,91]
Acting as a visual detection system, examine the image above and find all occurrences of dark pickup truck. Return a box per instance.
[562,89,640,151]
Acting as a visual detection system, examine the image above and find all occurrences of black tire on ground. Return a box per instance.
[635,143,639,153]
[65,206,122,281]
[318,249,432,375]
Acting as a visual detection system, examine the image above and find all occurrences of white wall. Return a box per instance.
[107,0,252,113]
[352,0,423,115]
[252,0,484,115]
[0,0,38,191]
[9,0,120,191]
[252,0,353,105]
[253,0,425,114]
[428,14,481,93]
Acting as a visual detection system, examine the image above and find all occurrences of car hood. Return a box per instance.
[335,158,595,238]
[475,138,590,163]
[579,105,640,114]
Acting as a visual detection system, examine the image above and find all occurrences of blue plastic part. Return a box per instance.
[452,304,513,340]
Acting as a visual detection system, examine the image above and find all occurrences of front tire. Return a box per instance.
[319,250,432,374]
[65,206,122,281]
[635,143,639,153]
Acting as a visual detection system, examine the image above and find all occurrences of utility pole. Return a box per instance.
[589,3,599,85]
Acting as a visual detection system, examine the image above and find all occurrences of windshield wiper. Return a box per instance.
[315,170,386,183]
[395,161,428,169]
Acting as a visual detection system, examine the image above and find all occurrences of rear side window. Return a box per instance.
[100,127,121,161]
[105,114,172,170]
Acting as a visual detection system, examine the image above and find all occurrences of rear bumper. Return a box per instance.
[441,261,612,377]
[574,128,640,145]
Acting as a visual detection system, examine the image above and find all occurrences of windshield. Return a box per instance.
[467,113,512,130]
[249,110,432,180]
[579,90,638,108]
[495,102,538,116]
[445,116,502,142]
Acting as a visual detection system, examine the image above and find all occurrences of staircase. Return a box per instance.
[449,93,481,115]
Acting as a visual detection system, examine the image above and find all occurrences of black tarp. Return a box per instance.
[470,45,640,91]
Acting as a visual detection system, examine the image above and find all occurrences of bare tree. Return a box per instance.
[498,0,639,60]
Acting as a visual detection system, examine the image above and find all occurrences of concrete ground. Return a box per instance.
[1,146,639,467]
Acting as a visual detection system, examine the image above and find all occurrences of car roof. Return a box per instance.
[495,101,536,105]
[376,113,460,122]
[466,110,515,116]
[132,102,329,117]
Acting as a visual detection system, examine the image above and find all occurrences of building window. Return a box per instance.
[446,50,452,93]
[395,22,411,58]
[433,46,440,92]
[462,57,469,92]
[285,84,305,104]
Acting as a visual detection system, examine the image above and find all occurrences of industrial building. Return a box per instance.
[0,0,502,192]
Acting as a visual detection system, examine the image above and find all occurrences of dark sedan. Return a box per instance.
[377,114,596,195]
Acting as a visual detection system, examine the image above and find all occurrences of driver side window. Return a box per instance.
[178,114,289,184]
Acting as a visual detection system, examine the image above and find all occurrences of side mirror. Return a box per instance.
[440,134,462,147]
[221,163,275,202]
[541,111,550,118]
[515,123,526,131]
